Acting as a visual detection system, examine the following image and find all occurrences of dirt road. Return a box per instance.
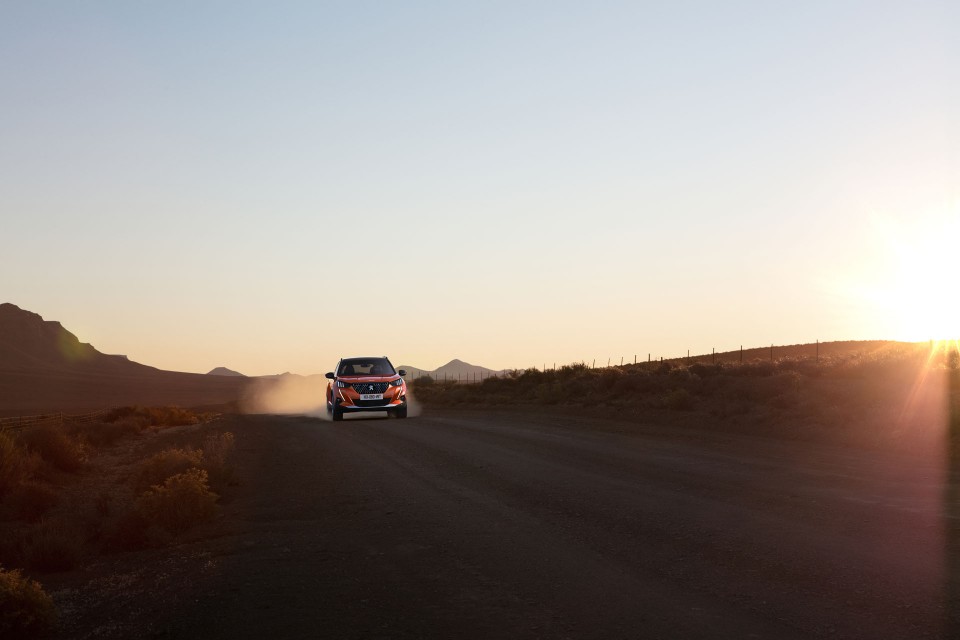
[70,409,948,639]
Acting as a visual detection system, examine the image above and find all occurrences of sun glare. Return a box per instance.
[853,203,960,342]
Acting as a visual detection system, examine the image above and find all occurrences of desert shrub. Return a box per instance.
[727,361,777,377]
[663,388,694,411]
[518,368,546,387]
[412,375,434,386]
[599,367,625,384]
[556,363,589,380]
[136,469,217,534]
[772,371,802,393]
[21,427,86,473]
[613,370,653,394]
[689,363,723,378]
[135,447,203,492]
[202,432,234,468]
[0,432,38,496]
[534,382,564,404]
[144,407,198,427]
[73,418,142,448]
[668,367,699,385]
[23,519,84,572]
[0,566,56,639]
[6,482,58,522]
[201,432,235,490]
[103,406,198,428]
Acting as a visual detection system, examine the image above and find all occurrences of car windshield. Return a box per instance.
[338,358,395,377]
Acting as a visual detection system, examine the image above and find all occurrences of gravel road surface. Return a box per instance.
[148,409,946,639]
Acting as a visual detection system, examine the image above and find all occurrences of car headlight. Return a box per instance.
[391,378,404,387]
[336,380,351,388]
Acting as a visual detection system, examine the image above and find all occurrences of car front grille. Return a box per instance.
[351,382,389,394]
[354,399,391,408]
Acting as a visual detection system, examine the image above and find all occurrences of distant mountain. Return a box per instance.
[207,367,245,377]
[256,371,309,380]
[397,358,504,382]
[0,303,249,415]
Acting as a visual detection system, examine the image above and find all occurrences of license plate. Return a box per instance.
[360,394,383,401]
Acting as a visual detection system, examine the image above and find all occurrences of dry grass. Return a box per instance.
[0,566,56,639]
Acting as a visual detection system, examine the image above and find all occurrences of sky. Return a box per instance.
[1,1,957,375]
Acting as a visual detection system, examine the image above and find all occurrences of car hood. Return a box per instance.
[336,376,401,383]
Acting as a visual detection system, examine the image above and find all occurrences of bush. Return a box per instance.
[6,482,58,522]
[534,382,564,404]
[23,519,84,572]
[135,447,203,492]
[613,371,654,394]
[103,406,198,428]
[0,566,56,639]
[201,432,235,490]
[73,418,142,448]
[21,427,86,473]
[0,432,37,496]
[663,388,694,411]
[136,469,217,534]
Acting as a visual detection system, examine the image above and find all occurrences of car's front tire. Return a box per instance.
[393,403,408,419]
[332,399,344,422]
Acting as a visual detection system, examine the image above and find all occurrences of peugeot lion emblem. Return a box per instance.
[368,385,374,391]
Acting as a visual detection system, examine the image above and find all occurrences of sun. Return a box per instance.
[852,203,960,342]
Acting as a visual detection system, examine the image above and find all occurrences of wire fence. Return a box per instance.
[413,341,841,384]
[0,408,112,433]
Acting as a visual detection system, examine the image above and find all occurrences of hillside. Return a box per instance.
[0,303,151,374]
[398,358,503,382]
[207,367,246,377]
[0,304,249,415]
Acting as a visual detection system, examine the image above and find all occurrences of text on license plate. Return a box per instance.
[360,394,383,401]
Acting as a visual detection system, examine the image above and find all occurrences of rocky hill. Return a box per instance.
[0,304,249,415]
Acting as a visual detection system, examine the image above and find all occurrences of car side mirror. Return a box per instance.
[398,369,407,376]
[325,372,335,379]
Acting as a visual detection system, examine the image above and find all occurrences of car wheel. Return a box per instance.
[395,404,408,419]
[332,399,344,422]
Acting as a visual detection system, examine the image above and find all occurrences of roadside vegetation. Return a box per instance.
[0,566,56,639]
[0,406,235,637]
[413,342,960,450]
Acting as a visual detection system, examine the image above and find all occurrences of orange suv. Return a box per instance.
[325,356,408,421]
